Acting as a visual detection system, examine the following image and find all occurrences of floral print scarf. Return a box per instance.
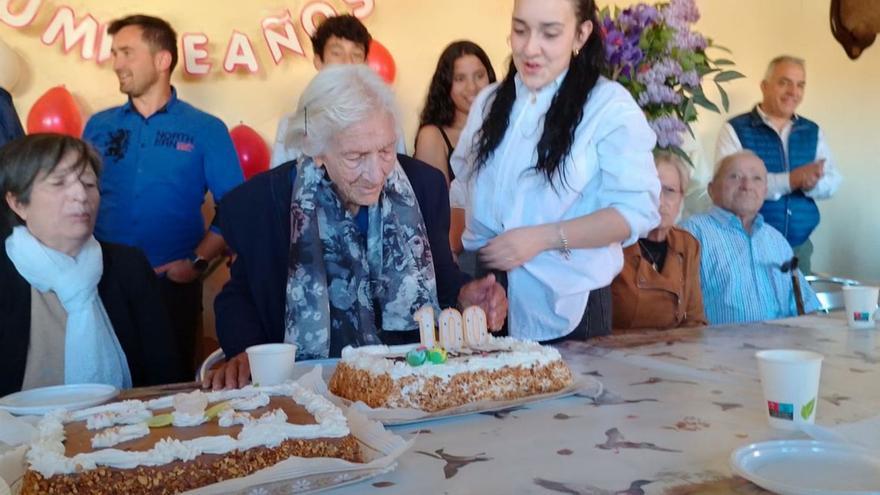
[284,158,440,359]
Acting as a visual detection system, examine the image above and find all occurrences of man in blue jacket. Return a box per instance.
[83,15,244,375]
[207,66,507,389]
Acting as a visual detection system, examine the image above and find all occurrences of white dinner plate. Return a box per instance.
[0,384,118,416]
[730,440,880,495]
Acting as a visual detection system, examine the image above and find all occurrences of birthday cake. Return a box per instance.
[20,382,361,495]
[329,306,573,412]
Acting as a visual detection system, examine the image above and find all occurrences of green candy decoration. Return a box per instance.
[427,347,447,364]
[406,348,427,366]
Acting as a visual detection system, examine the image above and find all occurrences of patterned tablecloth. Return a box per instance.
[323,312,880,495]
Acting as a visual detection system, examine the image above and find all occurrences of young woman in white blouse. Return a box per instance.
[451,0,661,342]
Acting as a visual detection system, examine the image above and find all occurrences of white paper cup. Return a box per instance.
[842,286,879,329]
[246,343,297,386]
[756,350,823,430]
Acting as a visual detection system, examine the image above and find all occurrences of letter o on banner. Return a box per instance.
[366,39,396,84]
[26,86,83,137]
[230,124,270,180]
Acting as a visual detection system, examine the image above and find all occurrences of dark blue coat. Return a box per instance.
[0,88,24,148]
[215,155,470,359]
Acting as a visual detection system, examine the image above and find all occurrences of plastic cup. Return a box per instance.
[246,343,297,386]
[842,286,880,329]
[756,350,823,430]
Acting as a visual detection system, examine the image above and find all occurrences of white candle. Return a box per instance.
[438,308,464,351]
[413,305,436,348]
[463,306,489,346]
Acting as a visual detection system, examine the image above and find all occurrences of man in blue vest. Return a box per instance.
[715,55,841,274]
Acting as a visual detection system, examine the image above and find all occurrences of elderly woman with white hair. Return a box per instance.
[611,151,707,331]
[208,65,508,389]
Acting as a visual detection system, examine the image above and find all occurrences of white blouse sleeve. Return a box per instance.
[593,89,661,247]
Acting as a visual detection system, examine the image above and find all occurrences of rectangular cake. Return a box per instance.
[21,382,361,494]
[329,336,574,412]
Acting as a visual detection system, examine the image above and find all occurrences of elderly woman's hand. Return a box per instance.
[203,352,251,390]
[457,274,508,331]
[479,225,552,272]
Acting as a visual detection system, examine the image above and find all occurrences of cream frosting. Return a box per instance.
[171,411,207,428]
[91,424,150,449]
[339,336,564,380]
[85,408,153,430]
[27,381,350,477]
[229,393,270,411]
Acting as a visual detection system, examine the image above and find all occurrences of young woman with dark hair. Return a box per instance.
[415,41,496,263]
[451,0,661,343]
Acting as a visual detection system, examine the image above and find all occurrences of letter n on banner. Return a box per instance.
[262,10,305,64]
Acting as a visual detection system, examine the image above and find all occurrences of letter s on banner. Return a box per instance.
[343,0,374,18]
[182,33,211,76]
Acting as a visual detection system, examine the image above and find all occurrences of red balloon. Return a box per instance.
[26,86,83,137]
[366,39,397,84]
[230,124,270,180]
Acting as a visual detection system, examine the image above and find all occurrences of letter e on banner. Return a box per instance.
[182,33,211,75]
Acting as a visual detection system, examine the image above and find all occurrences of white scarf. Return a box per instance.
[6,226,132,388]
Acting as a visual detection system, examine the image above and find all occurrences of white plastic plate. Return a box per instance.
[730,439,880,495]
[0,384,118,415]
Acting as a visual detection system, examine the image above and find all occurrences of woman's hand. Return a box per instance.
[479,225,551,271]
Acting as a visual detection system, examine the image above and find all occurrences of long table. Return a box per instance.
[325,312,879,494]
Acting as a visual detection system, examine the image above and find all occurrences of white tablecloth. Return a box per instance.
[325,312,879,494]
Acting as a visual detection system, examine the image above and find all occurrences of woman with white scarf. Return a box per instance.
[0,134,183,396]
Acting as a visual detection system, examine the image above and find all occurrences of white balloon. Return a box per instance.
[0,37,21,91]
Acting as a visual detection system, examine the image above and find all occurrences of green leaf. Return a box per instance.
[668,146,695,168]
[712,58,736,66]
[691,87,720,113]
[146,413,173,428]
[801,398,816,420]
[707,44,733,54]
[684,98,697,122]
[714,82,730,112]
[697,65,720,77]
[714,70,746,83]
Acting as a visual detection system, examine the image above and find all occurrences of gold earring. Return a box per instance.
[573,47,580,57]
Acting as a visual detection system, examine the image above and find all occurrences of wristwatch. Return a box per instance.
[189,253,210,272]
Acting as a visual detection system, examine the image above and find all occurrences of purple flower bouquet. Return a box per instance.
[600,0,743,162]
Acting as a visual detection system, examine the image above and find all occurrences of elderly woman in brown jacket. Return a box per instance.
[611,152,707,331]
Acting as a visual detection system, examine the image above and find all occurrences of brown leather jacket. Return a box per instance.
[611,227,707,331]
